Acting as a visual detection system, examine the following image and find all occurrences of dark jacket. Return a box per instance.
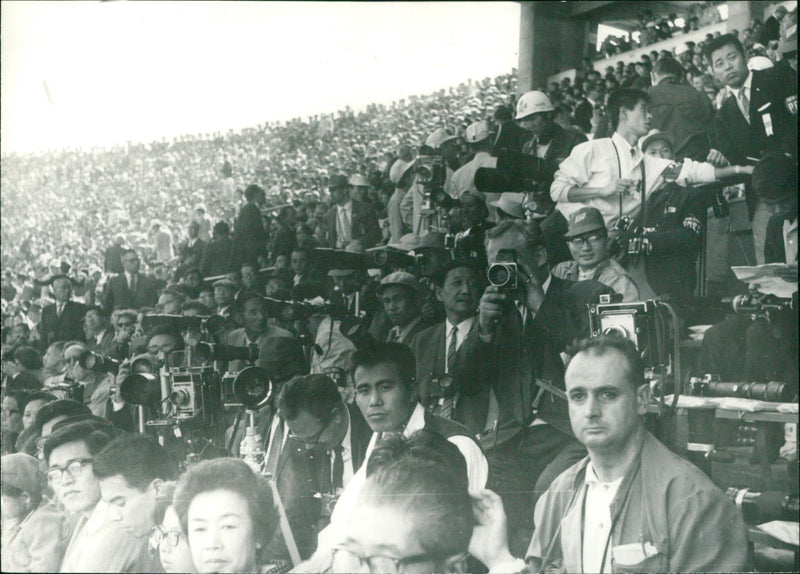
[477,276,614,437]
[492,120,532,156]
[39,300,87,346]
[232,202,268,267]
[102,274,159,312]
[264,404,372,561]
[412,319,494,435]
[765,213,796,264]
[648,77,715,161]
[323,201,381,249]
[200,237,235,278]
[641,182,705,303]
[713,65,798,215]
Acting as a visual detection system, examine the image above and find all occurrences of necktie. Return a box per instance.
[331,446,344,490]
[387,326,400,343]
[438,327,458,419]
[57,303,64,318]
[738,90,750,124]
[128,274,137,293]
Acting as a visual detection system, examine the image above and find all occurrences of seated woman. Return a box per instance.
[173,458,278,574]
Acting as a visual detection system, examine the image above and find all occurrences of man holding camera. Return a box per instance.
[413,260,492,434]
[526,336,749,573]
[477,218,614,554]
[224,292,293,372]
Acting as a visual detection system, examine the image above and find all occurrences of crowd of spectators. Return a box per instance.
[1,6,797,573]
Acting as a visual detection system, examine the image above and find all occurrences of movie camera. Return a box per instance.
[474,150,559,195]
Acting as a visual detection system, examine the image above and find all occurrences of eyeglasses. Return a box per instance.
[329,547,465,574]
[46,457,94,483]
[568,233,606,248]
[149,525,184,551]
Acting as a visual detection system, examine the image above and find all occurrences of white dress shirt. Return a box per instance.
[582,461,624,574]
[551,132,717,228]
[783,219,798,264]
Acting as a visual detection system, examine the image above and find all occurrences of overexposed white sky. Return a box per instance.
[1,1,520,154]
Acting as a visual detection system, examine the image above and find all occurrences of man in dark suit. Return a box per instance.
[491,104,531,156]
[262,374,372,562]
[200,221,235,279]
[375,271,428,347]
[324,175,381,249]
[477,218,615,555]
[103,236,125,274]
[175,221,207,281]
[708,33,797,263]
[572,82,604,136]
[39,275,87,347]
[232,184,269,268]
[102,248,159,312]
[413,261,493,435]
[83,305,127,360]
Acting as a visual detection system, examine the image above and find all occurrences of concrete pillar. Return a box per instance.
[518,1,586,93]
[726,1,755,35]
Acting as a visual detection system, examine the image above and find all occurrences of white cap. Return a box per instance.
[349,174,370,187]
[465,121,491,143]
[389,158,416,184]
[515,91,554,119]
[425,128,458,149]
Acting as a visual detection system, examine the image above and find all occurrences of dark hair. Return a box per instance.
[34,399,91,435]
[704,33,744,62]
[607,88,649,130]
[93,433,177,491]
[366,430,467,488]
[181,300,212,315]
[212,221,230,236]
[121,248,138,259]
[244,184,265,202]
[43,420,115,463]
[653,57,685,79]
[493,105,512,122]
[567,335,644,389]
[3,391,29,414]
[14,346,43,370]
[359,456,474,559]
[22,390,58,411]
[277,374,342,422]
[146,324,183,350]
[485,218,546,252]
[351,342,416,390]
[85,305,108,320]
[172,458,277,563]
[433,259,480,288]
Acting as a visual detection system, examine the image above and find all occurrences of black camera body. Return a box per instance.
[589,300,654,350]
[726,488,800,524]
[614,216,646,257]
[487,262,518,290]
[416,156,447,189]
[427,373,456,408]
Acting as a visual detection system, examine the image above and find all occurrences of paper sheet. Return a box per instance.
[732,264,797,298]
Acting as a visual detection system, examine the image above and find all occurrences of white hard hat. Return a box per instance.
[425,127,458,149]
[515,90,554,120]
[465,121,491,143]
[389,158,416,184]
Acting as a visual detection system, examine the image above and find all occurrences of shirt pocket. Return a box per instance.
[612,553,668,573]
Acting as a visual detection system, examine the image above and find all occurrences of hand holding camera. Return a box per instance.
[599,178,636,198]
[478,286,508,334]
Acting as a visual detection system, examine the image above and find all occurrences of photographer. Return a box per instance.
[83,305,128,361]
[451,121,498,199]
[477,218,614,554]
[63,343,115,419]
[552,207,639,302]
[223,292,294,373]
[400,127,462,235]
[413,259,492,433]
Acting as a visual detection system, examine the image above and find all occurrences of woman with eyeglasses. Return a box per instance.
[173,457,278,573]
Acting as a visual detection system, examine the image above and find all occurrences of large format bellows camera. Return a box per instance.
[416,155,447,189]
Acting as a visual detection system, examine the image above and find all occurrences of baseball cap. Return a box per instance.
[490,195,525,219]
[564,207,607,238]
[328,174,349,190]
[1,453,45,495]
[465,121,492,143]
[388,233,422,252]
[639,129,674,153]
[376,271,421,296]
